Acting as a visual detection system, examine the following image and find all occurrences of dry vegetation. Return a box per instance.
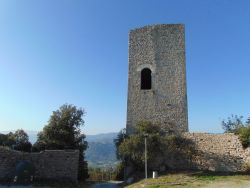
[125,172,250,188]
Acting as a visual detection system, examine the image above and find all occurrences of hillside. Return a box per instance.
[85,132,119,167]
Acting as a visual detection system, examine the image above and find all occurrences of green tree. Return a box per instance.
[5,132,16,147]
[117,121,166,171]
[239,126,250,148]
[114,128,128,160]
[0,130,32,152]
[33,104,88,180]
[222,114,245,133]
[14,129,29,143]
[13,129,32,152]
[0,133,9,146]
[115,121,195,178]
[246,117,250,125]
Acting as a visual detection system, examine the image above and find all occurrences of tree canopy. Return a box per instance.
[118,121,167,170]
[33,104,88,180]
[221,114,245,133]
[0,129,32,152]
[114,121,194,178]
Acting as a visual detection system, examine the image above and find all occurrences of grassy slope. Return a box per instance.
[125,172,250,188]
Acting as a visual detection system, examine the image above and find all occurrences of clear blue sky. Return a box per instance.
[0,0,250,135]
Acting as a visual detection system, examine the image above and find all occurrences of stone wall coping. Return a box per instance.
[130,24,184,34]
[183,132,235,135]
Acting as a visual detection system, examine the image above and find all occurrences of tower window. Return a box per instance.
[141,68,151,90]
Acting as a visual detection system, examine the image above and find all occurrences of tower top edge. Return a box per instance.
[130,24,185,34]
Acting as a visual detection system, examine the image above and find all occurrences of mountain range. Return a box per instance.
[85,132,119,167]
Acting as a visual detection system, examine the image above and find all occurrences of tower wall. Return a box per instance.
[126,24,188,134]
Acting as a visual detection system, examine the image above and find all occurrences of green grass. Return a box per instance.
[125,171,250,188]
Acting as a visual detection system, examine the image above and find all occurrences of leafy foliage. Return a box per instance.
[13,129,32,152]
[118,121,167,169]
[33,104,88,180]
[222,115,250,148]
[112,162,125,181]
[246,117,250,125]
[239,126,250,148]
[0,129,32,152]
[114,128,128,160]
[114,121,196,178]
[221,115,245,133]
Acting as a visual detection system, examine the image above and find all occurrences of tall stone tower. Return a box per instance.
[126,24,188,134]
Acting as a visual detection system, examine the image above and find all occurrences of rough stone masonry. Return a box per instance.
[0,148,79,181]
[126,24,188,134]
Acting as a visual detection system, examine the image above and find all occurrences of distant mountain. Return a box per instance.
[85,132,119,168]
[85,132,118,143]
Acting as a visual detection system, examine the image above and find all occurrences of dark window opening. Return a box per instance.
[141,68,152,90]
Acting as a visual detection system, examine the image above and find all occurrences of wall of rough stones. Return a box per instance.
[126,24,188,134]
[164,133,250,172]
[0,147,79,181]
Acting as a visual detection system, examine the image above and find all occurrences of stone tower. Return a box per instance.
[126,24,188,134]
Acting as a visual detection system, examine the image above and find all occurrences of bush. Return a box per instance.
[112,162,125,181]
[239,126,250,148]
[244,160,250,172]
[221,115,244,133]
[116,121,196,176]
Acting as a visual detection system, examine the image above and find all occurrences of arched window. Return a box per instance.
[141,68,151,90]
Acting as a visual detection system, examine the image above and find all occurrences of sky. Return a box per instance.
[0,0,250,135]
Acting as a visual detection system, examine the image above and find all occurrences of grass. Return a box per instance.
[125,171,250,188]
[2,172,250,188]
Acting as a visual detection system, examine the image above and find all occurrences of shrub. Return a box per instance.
[239,126,250,148]
[221,115,244,133]
[244,160,250,172]
[112,162,125,181]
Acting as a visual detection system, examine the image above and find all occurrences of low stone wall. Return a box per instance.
[170,133,250,172]
[0,147,79,181]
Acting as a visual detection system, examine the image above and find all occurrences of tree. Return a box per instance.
[221,114,245,133]
[114,128,128,160]
[246,117,250,125]
[0,130,32,152]
[5,132,16,147]
[0,133,8,146]
[33,104,88,180]
[116,121,167,172]
[115,121,196,178]
[13,129,32,152]
[14,129,29,143]
[239,126,250,148]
